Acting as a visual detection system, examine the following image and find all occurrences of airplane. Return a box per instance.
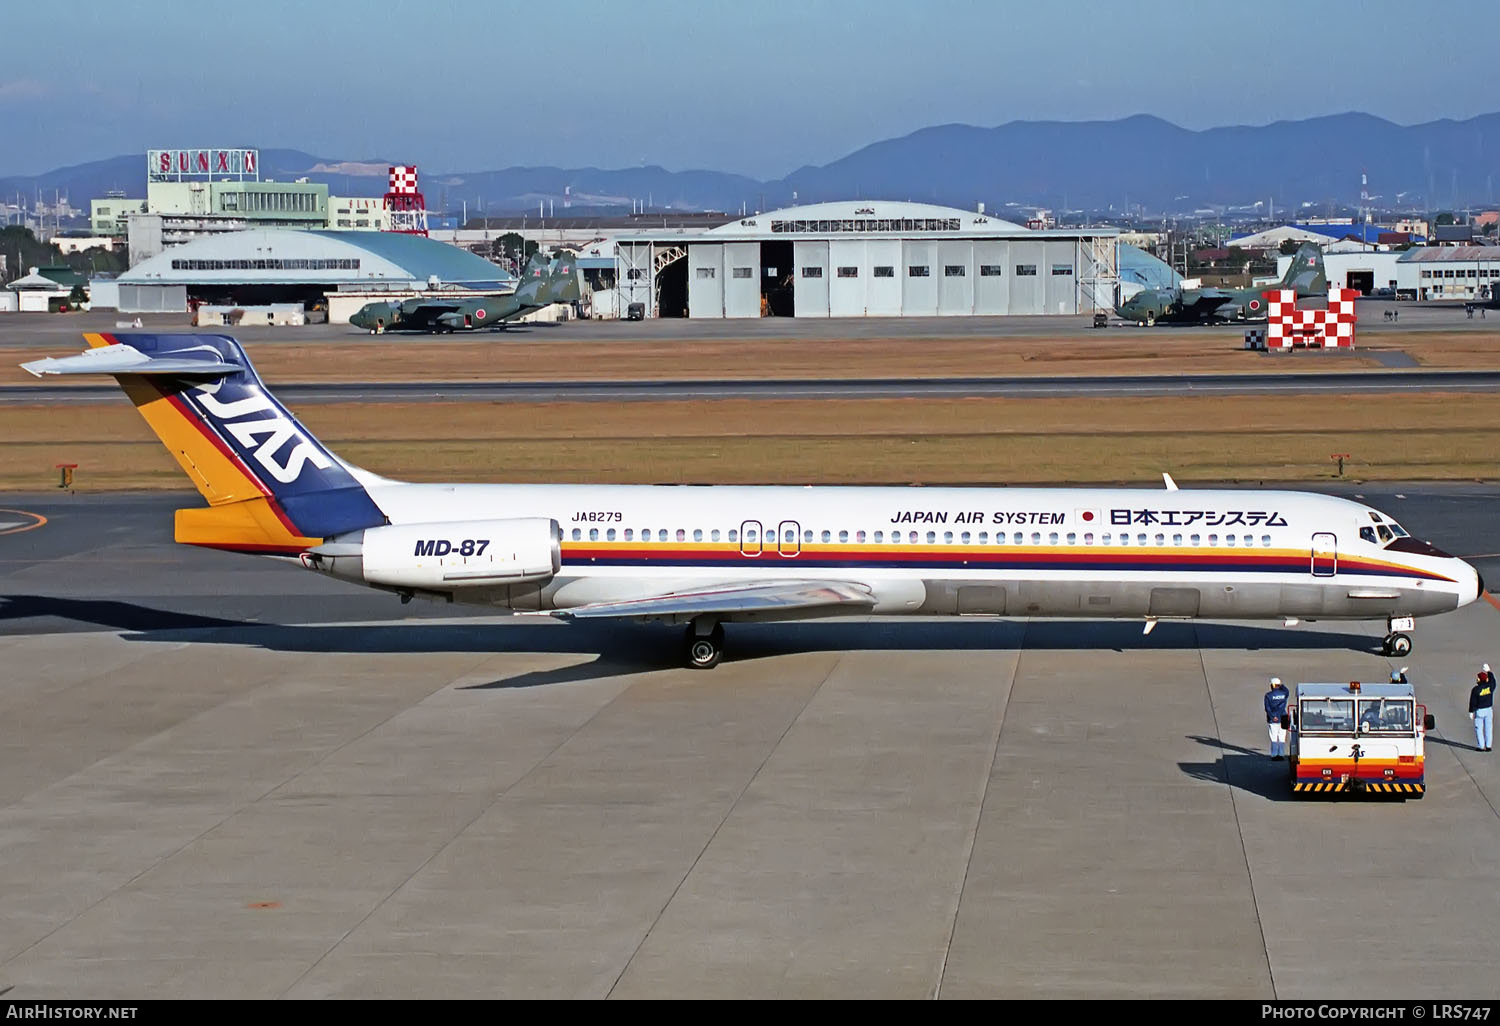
[348,251,578,334]
[21,332,1483,669]
[1115,243,1327,326]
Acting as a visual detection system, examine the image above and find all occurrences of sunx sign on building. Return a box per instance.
[147,149,260,182]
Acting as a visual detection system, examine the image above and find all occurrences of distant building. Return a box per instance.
[1227,225,1336,250]
[91,195,147,236]
[1431,224,1483,246]
[114,228,517,320]
[603,200,1118,319]
[98,149,389,263]
[1386,218,1430,237]
[1398,246,1500,300]
[1231,222,1416,250]
[53,233,116,254]
[6,266,76,312]
[328,196,390,231]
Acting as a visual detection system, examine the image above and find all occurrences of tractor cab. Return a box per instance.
[1287,680,1433,798]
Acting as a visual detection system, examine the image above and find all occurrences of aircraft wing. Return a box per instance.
[552,579,876,621]
[1178,289,1236,315]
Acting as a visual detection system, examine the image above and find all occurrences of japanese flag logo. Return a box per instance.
[1076,508,1099,524]
[475,308,486,319]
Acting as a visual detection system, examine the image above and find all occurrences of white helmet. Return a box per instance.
[1270,677,1281,686]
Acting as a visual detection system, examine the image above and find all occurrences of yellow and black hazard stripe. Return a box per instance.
[1292,781,1424,794]
[1361,781,1425,794]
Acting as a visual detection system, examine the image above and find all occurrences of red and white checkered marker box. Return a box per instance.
[388,165,420,195]
[1264,288,1359,349]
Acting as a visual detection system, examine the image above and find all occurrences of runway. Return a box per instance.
[8,368,1500,405]
[3,486,1500,998]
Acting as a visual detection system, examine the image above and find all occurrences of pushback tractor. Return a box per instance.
[1284,680,1433,798]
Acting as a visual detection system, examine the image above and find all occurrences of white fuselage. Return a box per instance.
[344,482,1479,623]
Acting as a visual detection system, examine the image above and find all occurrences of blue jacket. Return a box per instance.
[1265,685,1290,722]
[1471,678,1495,714]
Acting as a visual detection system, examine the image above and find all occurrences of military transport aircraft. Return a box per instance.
[349,252,578,333]
[1115,243,1327,325]
[19,332,1482,669]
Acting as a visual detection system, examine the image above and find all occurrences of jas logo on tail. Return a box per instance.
[194,388,333,484]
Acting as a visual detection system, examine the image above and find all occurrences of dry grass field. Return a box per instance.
[5,329,1500,389]
[2,392,1495,492]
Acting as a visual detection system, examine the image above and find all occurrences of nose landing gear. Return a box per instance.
[1382,632,1413,657]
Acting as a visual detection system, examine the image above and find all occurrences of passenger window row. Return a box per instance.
[566,526,1278,547]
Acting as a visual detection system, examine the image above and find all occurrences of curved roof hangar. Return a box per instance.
[121,229,516,289]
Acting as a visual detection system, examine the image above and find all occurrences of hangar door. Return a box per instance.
[723,242,760,318]
[902,240,939,316]
[1044,242,1077,314]
[828,240,865,317]
[618,242,654,318]
[794,241,829,317]
[974,241,1009,315]
[1009,240,1044,314]
[688,245,724,318]
[865,239,902,316]
[938,241,974,315]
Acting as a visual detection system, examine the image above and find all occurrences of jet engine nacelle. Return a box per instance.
[309,517,561,591]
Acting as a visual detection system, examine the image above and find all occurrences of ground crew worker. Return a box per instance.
[1469,671,1494,751]
[1265,677,1290,760]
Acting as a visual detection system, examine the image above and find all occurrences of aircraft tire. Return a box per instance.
[686,623,725,670]
[1389,633,1413,657]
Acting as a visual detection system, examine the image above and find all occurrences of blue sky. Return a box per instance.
[3,0,1496,177]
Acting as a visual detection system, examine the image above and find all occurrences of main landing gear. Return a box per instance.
[685,620,725,669]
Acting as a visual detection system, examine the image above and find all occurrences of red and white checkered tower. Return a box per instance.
[383,164,428,237]
[1264,288,1359,349]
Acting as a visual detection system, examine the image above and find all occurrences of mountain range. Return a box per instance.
[4,113,1498,218]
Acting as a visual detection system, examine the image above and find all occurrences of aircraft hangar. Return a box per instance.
[114,229,516,319]
[611,200,1119,318]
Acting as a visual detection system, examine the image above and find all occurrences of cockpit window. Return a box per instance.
[1359,699,1414,733]
[1360,526,1377,544]
[1368,512,1383,522]
[1376,525,1394,543]
[1389,523,1409,538]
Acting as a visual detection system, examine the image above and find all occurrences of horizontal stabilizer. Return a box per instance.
[21,344,240,378]
[554,579,876,621]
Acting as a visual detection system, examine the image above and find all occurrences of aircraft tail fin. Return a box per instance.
[21,333,387,552]
[539,253,579,306]
[1284,243,1327,296]
[511,250,551,303]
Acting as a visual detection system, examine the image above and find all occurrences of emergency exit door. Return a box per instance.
[1311,532,1337,577]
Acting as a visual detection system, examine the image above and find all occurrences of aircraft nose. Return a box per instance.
[1459,560,1483,608]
